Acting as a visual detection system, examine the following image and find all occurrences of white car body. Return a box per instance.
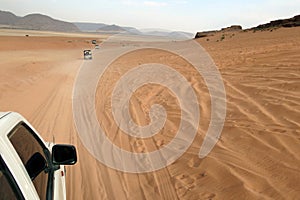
[0,112,76,200]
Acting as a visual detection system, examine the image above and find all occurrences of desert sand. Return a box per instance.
[0,27,299,199]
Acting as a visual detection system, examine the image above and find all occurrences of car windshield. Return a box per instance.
[9,123,49,199]
[84,51,91,55]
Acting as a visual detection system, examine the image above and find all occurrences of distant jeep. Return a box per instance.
[95,44,100,49]
[91,40,97,44]
[83,50,92,60]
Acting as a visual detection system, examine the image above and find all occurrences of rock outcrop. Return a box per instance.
[221,25,242,32]
[195,30,217,38]
[195,25,242,39]
[195,15,300,39]
[254,15,300,30]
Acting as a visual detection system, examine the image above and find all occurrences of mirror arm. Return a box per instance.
[45,164,60,173]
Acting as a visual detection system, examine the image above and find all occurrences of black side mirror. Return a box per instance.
[25,152,47,180]
[52,145,77,165]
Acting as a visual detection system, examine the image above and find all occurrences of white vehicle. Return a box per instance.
[83,50,92,60]
[0,112,77,200]
[95,44,100,49]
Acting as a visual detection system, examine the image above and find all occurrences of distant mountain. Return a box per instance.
[0,10,19,26]
[73,22,107,32]
[139,28,172,32]
[142,31,169,37]
[122,26,142,34]
[0,10,193,38]
[140,30,194,39]
[16,14,80,32]
[0,10,80,32]
[168,31,194,39]
[97,24,126,32]
[74,22,142,34]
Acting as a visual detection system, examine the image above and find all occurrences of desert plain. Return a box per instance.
[0,26,300,199]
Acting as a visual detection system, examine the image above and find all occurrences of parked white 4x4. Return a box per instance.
[0,112,77,200]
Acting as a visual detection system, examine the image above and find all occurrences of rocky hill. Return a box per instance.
[253,15,300,30]
[195,15,300,39]
[0,10,80,32]
[195,25,242,38]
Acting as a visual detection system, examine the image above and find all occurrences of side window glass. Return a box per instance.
[0,156,24,200]
[9,124,48,199]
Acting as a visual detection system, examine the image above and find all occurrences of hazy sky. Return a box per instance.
[1,0,300,32]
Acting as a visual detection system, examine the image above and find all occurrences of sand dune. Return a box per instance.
[0,27,300,199]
